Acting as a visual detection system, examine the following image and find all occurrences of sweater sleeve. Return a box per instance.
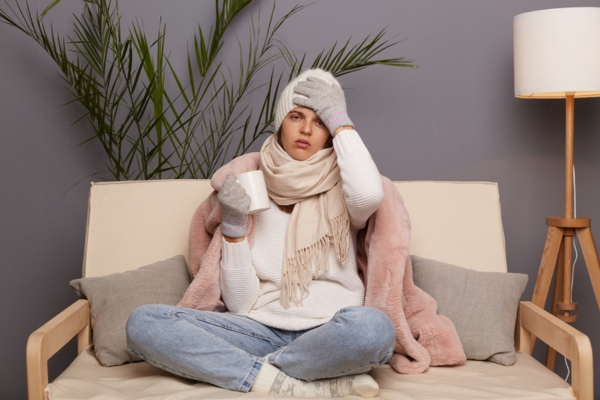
[333,129,384,229]
[220,238,261,313]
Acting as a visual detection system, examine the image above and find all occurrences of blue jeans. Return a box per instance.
[126,305,396,392]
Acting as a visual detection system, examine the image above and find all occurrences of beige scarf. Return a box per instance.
[260,134,350,308]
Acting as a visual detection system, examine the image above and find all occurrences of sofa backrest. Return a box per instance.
[397,181,507,272]
[82,180,507,278]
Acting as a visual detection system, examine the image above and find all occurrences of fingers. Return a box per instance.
[294,77,330,95]
[220,173,250,208]
[232,190,251,214]
[221,172,236,191]
[293,78,345,105]
[292,85,317,99]
[292,96,312,109]
[304,76,330,87]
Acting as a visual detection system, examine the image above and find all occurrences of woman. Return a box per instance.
[126,69,396,398]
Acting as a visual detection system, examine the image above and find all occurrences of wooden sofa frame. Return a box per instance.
[26,179,595,399]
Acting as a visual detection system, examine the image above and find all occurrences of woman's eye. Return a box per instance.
[316,120,325,126]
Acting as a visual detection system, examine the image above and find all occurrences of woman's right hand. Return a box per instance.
[218,172,251,240]
[293,76,354,136]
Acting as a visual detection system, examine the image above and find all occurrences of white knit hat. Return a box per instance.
[273,68,341,132]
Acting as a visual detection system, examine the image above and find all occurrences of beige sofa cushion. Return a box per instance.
[372,352,574,400]
[45,346,574,400]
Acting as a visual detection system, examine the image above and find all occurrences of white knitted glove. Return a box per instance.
[293,76,353,135]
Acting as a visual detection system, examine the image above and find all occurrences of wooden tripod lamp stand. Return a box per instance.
[513,7,600,368]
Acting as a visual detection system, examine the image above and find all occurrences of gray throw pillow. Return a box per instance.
[70,255,190,367]
[411,255,528,366]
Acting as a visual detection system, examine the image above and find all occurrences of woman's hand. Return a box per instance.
[293,76,354,136]
[218,173,250,242]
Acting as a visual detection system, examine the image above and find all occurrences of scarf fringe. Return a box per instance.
[330,213,350,265]
[281,236,330,309]
[281,213,350,309]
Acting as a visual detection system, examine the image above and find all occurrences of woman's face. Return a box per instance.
[280,107,331,161]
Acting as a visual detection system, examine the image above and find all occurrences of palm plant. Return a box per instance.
[0,0,415,180]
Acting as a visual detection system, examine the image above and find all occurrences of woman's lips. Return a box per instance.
[295,139,310,149]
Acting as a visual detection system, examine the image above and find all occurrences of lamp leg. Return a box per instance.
[532,227,564,308]
[531,226,563,351]
[577,227,600,310]
[546,246,565,370]
[532,217,600,372]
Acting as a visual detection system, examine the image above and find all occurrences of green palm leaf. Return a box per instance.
[0,0,417,180]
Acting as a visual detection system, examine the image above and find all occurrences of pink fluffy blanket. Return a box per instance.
[178,153,466,374]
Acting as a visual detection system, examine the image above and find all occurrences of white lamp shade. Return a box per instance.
[514,7,600,99]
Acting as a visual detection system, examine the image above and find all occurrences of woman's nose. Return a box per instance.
[300,121,311,135]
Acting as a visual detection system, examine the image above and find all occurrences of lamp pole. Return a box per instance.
[561,95,575,320]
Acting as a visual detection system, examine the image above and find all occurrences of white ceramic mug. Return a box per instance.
[236,170,270,214]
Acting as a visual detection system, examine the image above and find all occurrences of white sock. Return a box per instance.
[250,361,379,398]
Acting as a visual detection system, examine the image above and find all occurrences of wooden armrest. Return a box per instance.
[516,301,593,400]
[26,299,91,400]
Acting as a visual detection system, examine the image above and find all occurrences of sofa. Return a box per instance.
[27,179,593,399]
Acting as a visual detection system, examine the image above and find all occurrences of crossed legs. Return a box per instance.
[126,305,395,395]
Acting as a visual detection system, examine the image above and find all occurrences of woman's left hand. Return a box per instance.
[293,77,353,136]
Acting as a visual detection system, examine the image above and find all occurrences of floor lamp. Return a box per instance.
[514,7,600,370]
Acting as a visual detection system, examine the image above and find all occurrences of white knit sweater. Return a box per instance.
[220,130,384,330]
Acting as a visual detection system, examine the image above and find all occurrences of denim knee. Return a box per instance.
[126,304,170,350]
[337,306,396,361]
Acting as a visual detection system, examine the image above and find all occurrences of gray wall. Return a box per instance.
[2,1,600,398]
